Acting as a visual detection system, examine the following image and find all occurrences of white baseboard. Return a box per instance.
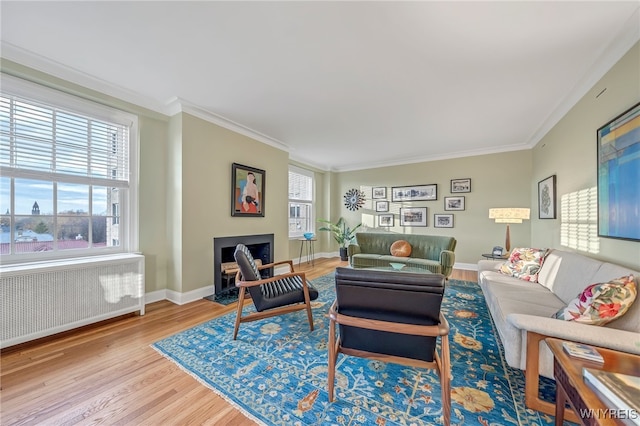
[454,262,478,271]
[144,259,479,307]
[144,289,167,305]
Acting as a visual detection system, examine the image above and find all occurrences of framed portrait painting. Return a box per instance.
[231,163,265,217]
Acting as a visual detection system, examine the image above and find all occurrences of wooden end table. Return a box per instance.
[546,338,640,426]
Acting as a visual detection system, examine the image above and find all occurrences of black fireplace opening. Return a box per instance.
[213,234,274,295]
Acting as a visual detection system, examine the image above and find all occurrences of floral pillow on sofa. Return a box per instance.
[499,247,547,282]
[553,275,637,326]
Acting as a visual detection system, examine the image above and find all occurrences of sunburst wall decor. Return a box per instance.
[344,188,366,211]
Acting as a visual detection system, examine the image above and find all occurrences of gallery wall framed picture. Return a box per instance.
[391,184,437,202]
[231,163,265,217]
[444,196,465,211]
[538,175,556,219]
[378,214,394,227]
[450,178,471,193]
[372,187,387,199]
[434,214,454,228]
[399,207,427,227]
[375,200,389,212]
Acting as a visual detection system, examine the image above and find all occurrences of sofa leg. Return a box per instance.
[525,332,579,424]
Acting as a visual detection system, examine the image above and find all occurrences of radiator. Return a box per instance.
[1,253,145,348]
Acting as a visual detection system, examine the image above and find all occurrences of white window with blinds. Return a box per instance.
[288,165,314,238]
[0,74,138,263]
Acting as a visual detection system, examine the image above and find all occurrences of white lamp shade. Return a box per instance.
[489,208,530,223]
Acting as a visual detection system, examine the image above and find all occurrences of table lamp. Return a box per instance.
[489,208,530,252]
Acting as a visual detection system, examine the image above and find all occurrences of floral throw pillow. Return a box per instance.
[553,275,637,326]
[499,248,547,282]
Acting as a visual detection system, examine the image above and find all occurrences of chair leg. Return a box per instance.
[440,334,451,426]
[328,317,336,402]
[233,288,246,340]
[302,280,314,331]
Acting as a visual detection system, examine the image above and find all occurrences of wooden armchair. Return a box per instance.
[328,267,452,425]
[232,244,318,340]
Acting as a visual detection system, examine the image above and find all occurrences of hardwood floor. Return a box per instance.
[1,258,477,425]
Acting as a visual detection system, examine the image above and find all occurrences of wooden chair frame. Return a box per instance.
[525,331,580,423]
[328,301,452,426]
[233,260,314,340]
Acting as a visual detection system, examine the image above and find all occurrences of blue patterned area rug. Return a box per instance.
[152,275,558,425]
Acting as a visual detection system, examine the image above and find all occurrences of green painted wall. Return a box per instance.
[531,41,640,270]
[334,150,533,266]
[179,113,290,293]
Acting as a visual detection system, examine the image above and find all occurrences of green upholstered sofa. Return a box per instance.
[347,232,457,278]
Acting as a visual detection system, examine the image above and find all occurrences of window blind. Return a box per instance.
[0,95,130,185]
[288,167,313,202]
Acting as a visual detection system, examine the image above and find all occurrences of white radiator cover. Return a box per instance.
[1,254,145,348]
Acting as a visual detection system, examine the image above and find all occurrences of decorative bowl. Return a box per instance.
[303,233,314,240]
[389,262,405,270]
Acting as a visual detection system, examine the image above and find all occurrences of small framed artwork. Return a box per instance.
[444,196,465,211]
[450,178,471,193]
[231,163,265,217]
[372,187,387,199]
[434,214,454,228]
[391,184,437,202]
[378,214,394,227]
[399,207,427,227]
[538,175,556,219]
[375,200,389,212]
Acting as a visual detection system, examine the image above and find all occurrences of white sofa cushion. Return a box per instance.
[537,250,602,304]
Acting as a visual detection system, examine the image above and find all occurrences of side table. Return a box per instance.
[298,238,316,266]
[481,253,508,260]
[546,337,640,426]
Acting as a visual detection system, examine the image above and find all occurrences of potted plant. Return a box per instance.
[318,217,362,261]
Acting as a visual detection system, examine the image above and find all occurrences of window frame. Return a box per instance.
[288,165,315,239]
[0,74,139,264]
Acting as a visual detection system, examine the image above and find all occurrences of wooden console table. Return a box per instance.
[546,338,640,426]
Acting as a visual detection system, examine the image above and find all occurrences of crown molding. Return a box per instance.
[288,153,331,172]
[163,97,290,153]
[1,41,168,115]
[328,143,531,172]
[525,5,640,149]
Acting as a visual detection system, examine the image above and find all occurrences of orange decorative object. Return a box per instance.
[390,240,412,257]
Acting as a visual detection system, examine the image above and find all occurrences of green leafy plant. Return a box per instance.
[318,217,362,248]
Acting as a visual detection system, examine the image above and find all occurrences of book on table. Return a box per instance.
[583,368,640,425]
[562,341,604,363]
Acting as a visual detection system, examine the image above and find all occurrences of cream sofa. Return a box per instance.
[477,249,639,415]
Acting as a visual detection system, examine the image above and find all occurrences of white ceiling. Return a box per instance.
[2,1,639,171]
